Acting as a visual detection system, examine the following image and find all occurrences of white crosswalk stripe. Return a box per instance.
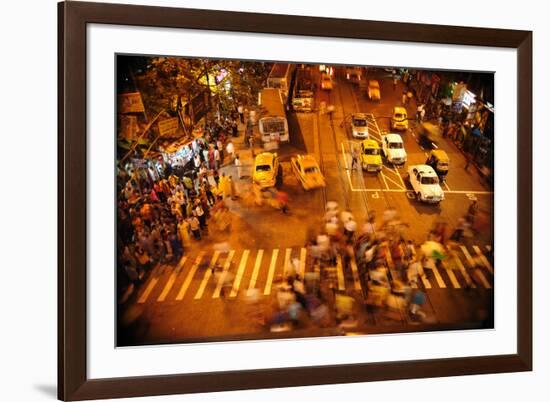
[127,243,494,306]
[460,245,475,268]
[176,252,205,300]
[193,252,220,300]
[425,265,446,288]
[230,250,250,297]
[264,249,279,295]
[213,250,235,299]
[158,257,187,302]
[247,249,264,291]
[299,247,307,278]
[336,255,346,291]
[473,245,494,274]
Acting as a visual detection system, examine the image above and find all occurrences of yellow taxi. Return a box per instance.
[391,106,409,131]
[290,154,326,190]
[360,139,382,172]
[253,152,280,189]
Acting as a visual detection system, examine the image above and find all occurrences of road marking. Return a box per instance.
[380,171,391,190]
[443,181,451,191]
[230,250,250,297]
[193,251,220,300]
[451,250,476,288]
[394,166,406,188]
[349,250,362,291]
[460,245,475,268]
[176,252,205,300]
[424,152,428,157]
[158,257,188,302]
[473,245,494,274]
[212,250,235,299]
[140,263,162,288]
[340,142,355,191]
[138,276,159,304]
[421,271,432,289]
[264,249,279,295]
[440,259,461,289]
[382,166,406,189]
[474,269,492,289]
[299,247,307,278]
[283,248,292,277]
[349,187,493,195]
[248,249,264,290]
[425,265,446,288]
[336,255,346,291]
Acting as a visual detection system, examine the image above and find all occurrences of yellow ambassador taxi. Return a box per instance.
[290,154,326,190]
[253,152,280,189]
[360,139,382,172]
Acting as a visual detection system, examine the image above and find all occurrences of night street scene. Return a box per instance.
[116,55,494,346]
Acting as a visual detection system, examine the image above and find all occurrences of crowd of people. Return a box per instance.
[117,116,243,297]
[260,199,488,331]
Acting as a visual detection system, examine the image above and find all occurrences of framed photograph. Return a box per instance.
[58,1,532,400]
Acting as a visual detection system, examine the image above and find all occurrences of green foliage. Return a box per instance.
[133,57,269,120]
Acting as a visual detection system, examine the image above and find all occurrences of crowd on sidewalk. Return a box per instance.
[117,114,247,298]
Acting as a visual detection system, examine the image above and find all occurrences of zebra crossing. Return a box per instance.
[130,243,494,306]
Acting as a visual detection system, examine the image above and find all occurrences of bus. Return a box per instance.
[292,66,314,112]
[258,88,289,145]
[266,63,293,101]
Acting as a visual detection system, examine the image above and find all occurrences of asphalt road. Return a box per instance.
[118,67,494,346]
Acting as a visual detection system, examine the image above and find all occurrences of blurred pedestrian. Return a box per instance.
[237,104,244,123]
[235,154,243,179]
[189,213,201,240]
[350,146,358,170]
[226,140,235,163]
[277,190,289,214]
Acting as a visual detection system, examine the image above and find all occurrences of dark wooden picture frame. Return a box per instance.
[58,1,532,400]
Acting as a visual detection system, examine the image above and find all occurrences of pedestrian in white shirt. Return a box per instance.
[226,141,235,162]
[234,154,242,179]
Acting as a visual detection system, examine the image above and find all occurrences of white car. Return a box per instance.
[350,113,369,138]
[407,165,445,203]
[382,134,407,165]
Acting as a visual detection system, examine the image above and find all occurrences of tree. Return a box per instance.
[132,57,270,129]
